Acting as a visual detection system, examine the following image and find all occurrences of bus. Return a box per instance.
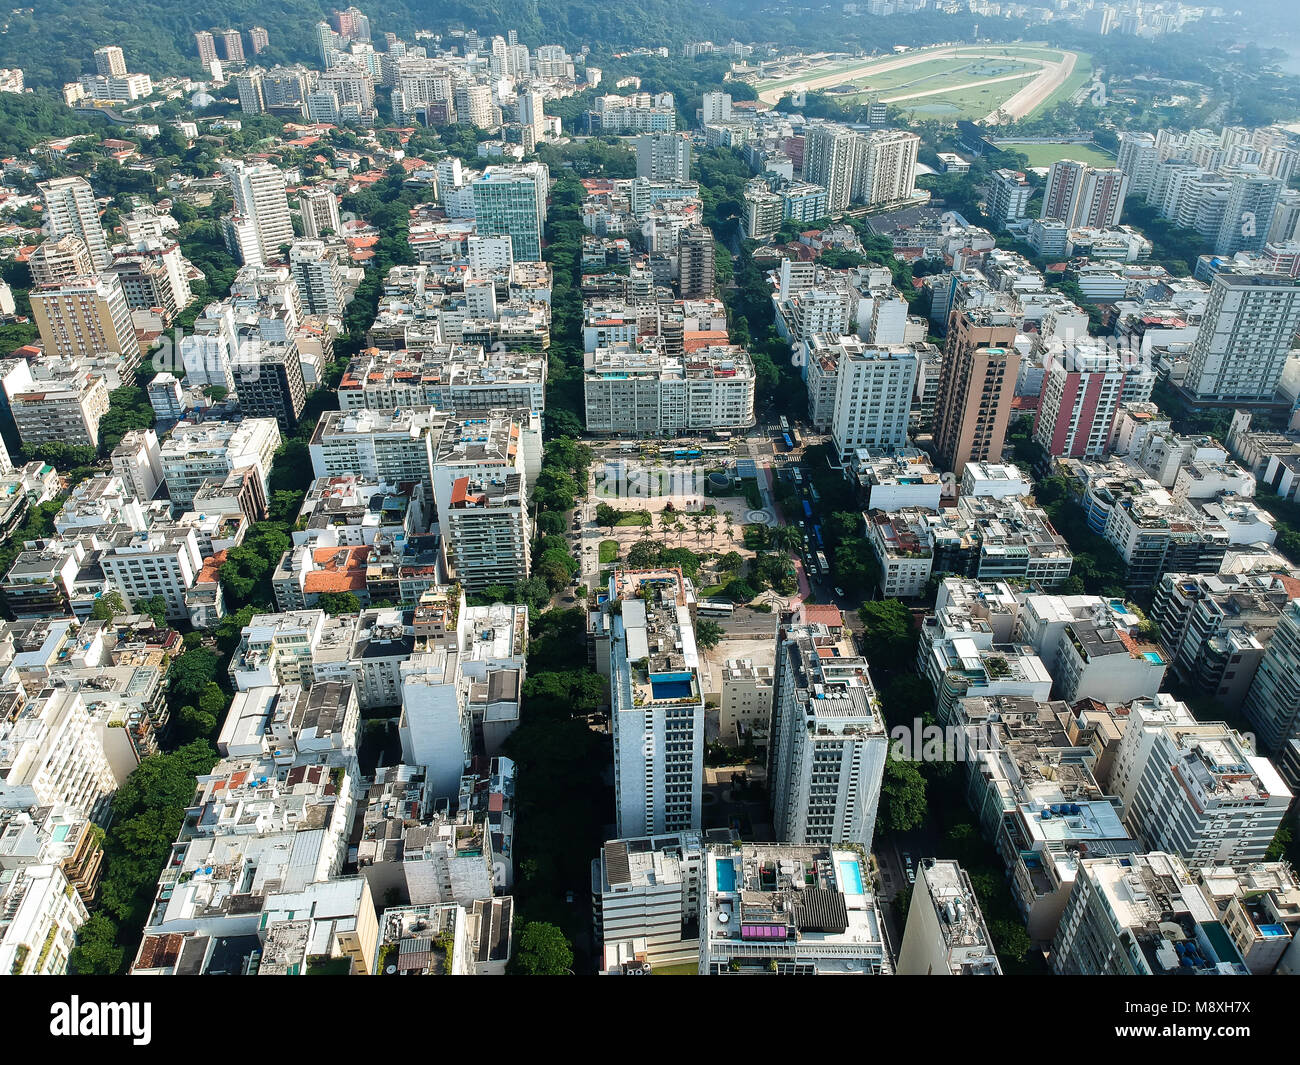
[802,500,813,520]
[815,551,829,575]
[779,416,790,433]
[813,525,824,549]
[699,601,735,617]
[790,427,802,448]
[782,432,794,450]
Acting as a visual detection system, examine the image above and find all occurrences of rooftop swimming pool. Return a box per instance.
[716,857,737,893]
[838,859,864,895]
[1142,651,1163,664]
[650,670,694,700]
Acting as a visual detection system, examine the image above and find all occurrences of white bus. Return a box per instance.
[698,601,735,617]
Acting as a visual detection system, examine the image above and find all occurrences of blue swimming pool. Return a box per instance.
[838,859,864,895]
[716,858,737,893]
[1142,651,1163,664]
[651,671,694,700]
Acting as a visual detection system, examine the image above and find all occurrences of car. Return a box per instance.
[834,587,846,597]
[907,868,916,884]
[902,852,912,867]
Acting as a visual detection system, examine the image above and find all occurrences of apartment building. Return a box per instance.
[700,844,889,975]
[1243,598,1300,753]
[1152,571,1291,710]
[583,345,755,436]
[593,831,705,971]
[37,177,110,269]
[7,367,110,450]
[28,273,142,376]
[99,525,204,622]
[1052,851,1248,975]
[603,569,705,838]
[160,418,280,511]
[827,340,918,463]
[310,407,444,500]
[897,860,1002,975]
[1182,271,1300,403]
[1110,696,1291,864]
[768,623,887,854]
[223,160,295,267]
[932,308,1020,475]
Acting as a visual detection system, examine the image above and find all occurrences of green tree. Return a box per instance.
[879,757,928,833]
[695,618,724,649]
[67,914,125,975]
[317,591,362,616]
[90,590,127,621]
[508,921,574,976]
[859,599,918,666]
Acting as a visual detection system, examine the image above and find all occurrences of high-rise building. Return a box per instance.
[896,860,1003,975]
[27,236,94,286]
[1110,696,1290,864]
[516,87,545,139]
[452,81,494,130]
[1051,851,1247,975]
[230,344,307,432]
[298,186,341,239]
[262,67,308,113]
[233,72,264,114]
[93,46,126,78]
[700,90,732,125]
[1116,131,1158,197]
[310,408,443,500]
[290,240,346,317]
[1214,170,1283,256]
[194,31,217,66]
[1244,599,1300,752]
[677,225,715,299]
[29,274,142,377]
[635,132,692,182]
[218,28,245,63]
[38,176,110,270]
[223,160,294,267]
[767,621,888,854]
[248,26,270,55]
[1182,271,1300,402]
[602,568,705,838]
[470,163,548,261]
[803,122,863,214]
[986,168,1032,228]
[826,338,919,462]
[932,309,1020,475]
[331,6,371,42]
[1033,345,1154,458]
[1041,160,1127,227]
[857,128,920,208]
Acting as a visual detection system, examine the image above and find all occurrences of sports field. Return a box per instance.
[993,141,1117,167]
[755,43,1086,123]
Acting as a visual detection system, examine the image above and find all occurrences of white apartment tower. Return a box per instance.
[37,177,110,270]
[768,623,888,854]
[827,340,919,464]
[606,570,705,838]
[223,160,295,267]
[635,132,692,182]
[299,186,342,239]
[1182,271,1300,402]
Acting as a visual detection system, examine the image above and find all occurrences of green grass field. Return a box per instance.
[599,539,619,564]
[994,141,1117,167]
[756,43,1081,119]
